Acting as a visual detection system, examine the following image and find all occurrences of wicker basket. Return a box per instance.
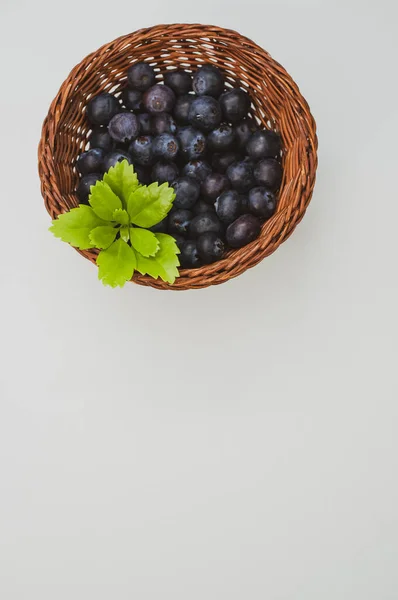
[38,24,318,291]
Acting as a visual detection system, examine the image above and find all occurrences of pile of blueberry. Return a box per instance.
[76,62,282,268]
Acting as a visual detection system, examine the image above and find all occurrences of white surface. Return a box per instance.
[1,1,398,598]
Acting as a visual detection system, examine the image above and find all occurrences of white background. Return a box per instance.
[1,1,398,598]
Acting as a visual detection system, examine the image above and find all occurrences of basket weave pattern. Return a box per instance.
[38,24,318,290]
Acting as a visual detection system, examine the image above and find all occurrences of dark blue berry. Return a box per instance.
[182,159,212,182]
[201,173,230,202]
[87,93,120,126]
[103,151,131,172]
[193,65,224,97]
[226,214,261,248]
[197,232,225,263]
[253,159,283,191]
[108,113,139,143]
[211,152,241,173]
[127,62,156,92]
[188,95,222,132]
[180,240,202,268]
[192,199,216,215]
[219,89,251,123]
[240,194,250,213]
[172,177,201,210]
[215,190,241,224]
[168,209,193,236]
[129,136,154,166]
[134,165,152,185]
[89,127,114,152]
[248,187,277,219]
[151,161,179,185]
[137,113,152,135]
[234,118,257,148]
[152,113,177,135]
[226,161,255,192]
[149,217,168,233]
[189,213,223,238]
[153,134,179,161]
[207,124,236,153]
[121,88,143,111]
[171,233,185,249]
[164,70,192,95]
[76,173,103,204]
[144,85,176,114]
[246,130,281,160]
[177,126,207,161]
[174,95,194,124]
[76,148,105,175]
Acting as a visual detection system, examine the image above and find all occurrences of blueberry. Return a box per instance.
[87,93,120,126]
[151,161,179,185]
[207,124,236,153]
[152,113,177,135]
[172,177,201,210]
[192,65,224,97]
[174,95,194,125]
[171,233,186,250]
[248,187,277,219]
[134,165,152,185]
[164,70,192,95]
[76,148,105,175]
[219,89,251,123]
[168,209,193,236]
[192,199,216,215]
[153,134,179,161]
[76,173,103,204]
[189,213,223,238]
[215,190,241,224]
[144,84,175,114]
[129,136,154,166]
[234,118,257,148]
[240,194,250,213]
[103,151,131,172]
[211,152,241,173]
[201,173,230,202]
[182,159,212,182]
[127,62,156,92]
[188,96,222,132]
[246,130,281,160]
[177,126,207,161]
[89,127,114,152]
[137,113,152,135]
[197,232,225,264]
[121,88,143,111]
[149,217,168,233]
[108,113,139,143]
[226,214,261,248]
[180,240,202,268]
[226,161,255,192]
[253,158,283,191]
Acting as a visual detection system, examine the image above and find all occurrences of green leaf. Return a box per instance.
[49,205,105,249]
[120,226,130,242]
[127,182,175,228]
[89,180,122,221]
[130,228,160,257]
[112,208,130,225]
[89,225,117,249]
[97,239,137,288]
[135,233,180,284]
[103,160,139,205]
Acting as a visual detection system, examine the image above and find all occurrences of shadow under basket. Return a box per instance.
[38,24,318,291]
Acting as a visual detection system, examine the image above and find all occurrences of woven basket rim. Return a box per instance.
[38,23,318,291]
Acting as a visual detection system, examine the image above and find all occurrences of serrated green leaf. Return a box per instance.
[130,228,160,257]
[112,208,130,225]
[89,180,122,221]
[103,160,139,205]
[49,205,105,249]
[97,239,137,288]
[135,233,180,284]
[120,226,130,242]
[89,225,117,249]
[127,182,175,228]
